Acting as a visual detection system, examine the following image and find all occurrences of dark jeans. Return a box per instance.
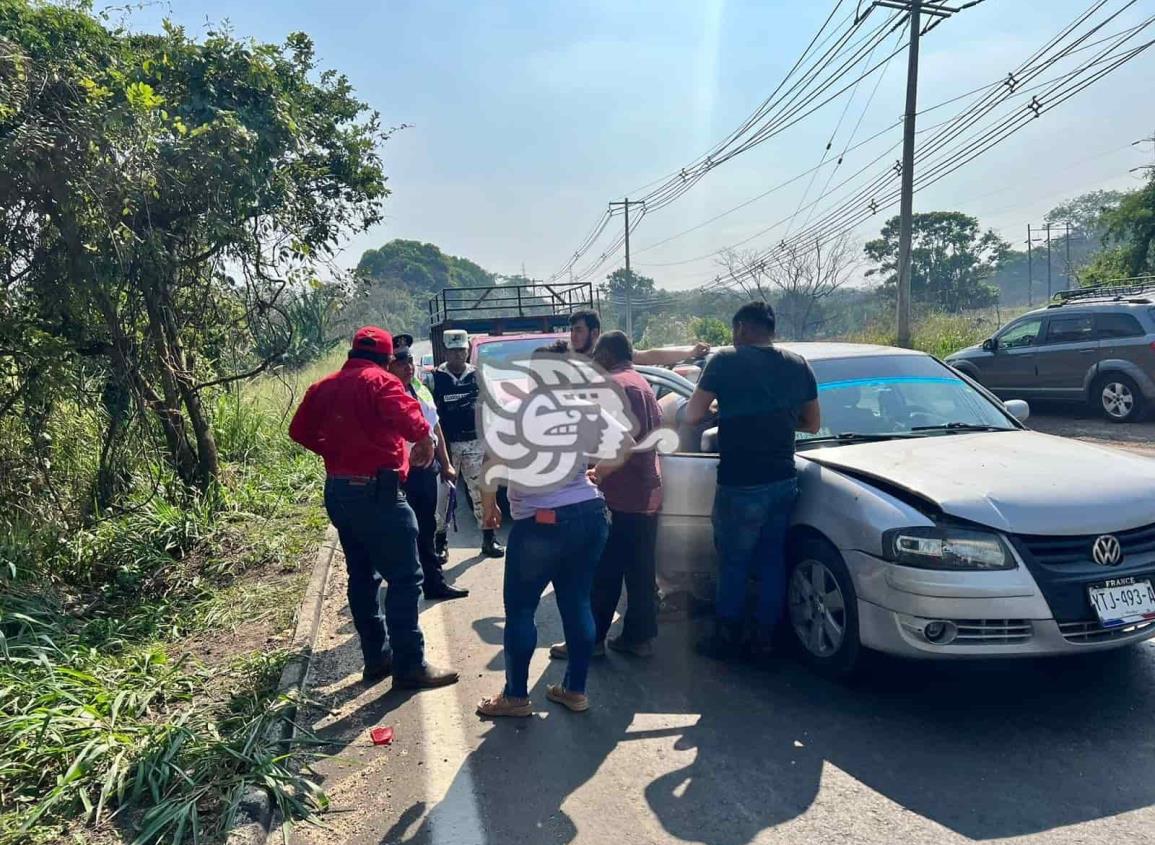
[502,498,610,698]
[324,477,425,675]
[592,510,659,645]
[404,464,445,591]
[712,479,799,631]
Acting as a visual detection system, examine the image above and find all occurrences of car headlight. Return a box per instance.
[882,525,1014,571]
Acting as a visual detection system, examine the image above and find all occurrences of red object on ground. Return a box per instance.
[370,726,394,746]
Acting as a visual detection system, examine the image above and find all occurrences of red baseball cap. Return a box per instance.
[352,326,393,355]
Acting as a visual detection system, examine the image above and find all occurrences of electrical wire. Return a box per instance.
[693,1,1154,290]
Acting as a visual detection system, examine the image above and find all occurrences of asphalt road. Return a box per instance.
[290,417,1155,845]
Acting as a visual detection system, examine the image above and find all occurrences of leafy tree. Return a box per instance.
[690,316,730,346]
[864,212,1008,313]
[356,239,494,295]
[1077,246,1132,287]
[0,2,387,491]
[1046,189,1125,240]
[639,316,692,348]
[601,268,656,302]
[1101,178,1155,277]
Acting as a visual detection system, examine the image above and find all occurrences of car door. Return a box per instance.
[637,368,719,588]
[1035,313,1098,396]
[982,316,1044,394]
[1096,311,1152,374]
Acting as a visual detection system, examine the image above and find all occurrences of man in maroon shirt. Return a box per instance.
[551,330,664,661]
[290,327,458,690]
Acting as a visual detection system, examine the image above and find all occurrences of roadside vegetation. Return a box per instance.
[0,0,379,839]
[0,356,343,844]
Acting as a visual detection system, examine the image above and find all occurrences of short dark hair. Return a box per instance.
[732,301,776,336]
[569,309,601,333]
[348,348,391,366]
[592,330,633,366]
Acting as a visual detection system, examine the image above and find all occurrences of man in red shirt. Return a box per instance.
[290,327,459,690]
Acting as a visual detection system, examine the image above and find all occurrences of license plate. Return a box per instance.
[1088,578,1155,628]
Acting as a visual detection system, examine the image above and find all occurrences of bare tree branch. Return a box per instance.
[714,235,860,339]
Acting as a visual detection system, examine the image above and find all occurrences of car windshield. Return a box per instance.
[798,354,1015,446]
[475,337,564,380]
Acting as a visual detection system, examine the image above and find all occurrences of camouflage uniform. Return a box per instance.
[437,439,486,531]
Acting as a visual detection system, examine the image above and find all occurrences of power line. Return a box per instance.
[699,4,1155,294]
[542,2,903,285]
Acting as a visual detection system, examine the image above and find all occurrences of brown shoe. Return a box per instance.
[476,693,533,718]
[392,663,459,690]
[548,641,606,660]
[546,684,590,713]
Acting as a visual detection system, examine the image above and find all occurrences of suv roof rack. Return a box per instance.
[1049,279,1155,307]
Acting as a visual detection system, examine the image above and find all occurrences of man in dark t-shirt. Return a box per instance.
[685,301,821,660]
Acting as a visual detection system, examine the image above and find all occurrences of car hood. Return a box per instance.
[802,430,1155,536]
[945,344,983,361]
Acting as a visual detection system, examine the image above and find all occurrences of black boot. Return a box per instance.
[695,619,745,661]
[434,531,449,562]
[482,529,505,558]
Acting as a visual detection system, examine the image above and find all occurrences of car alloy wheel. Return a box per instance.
[788,558,846,658]
[1094,373,1144,423]
[1101,381,1135,420]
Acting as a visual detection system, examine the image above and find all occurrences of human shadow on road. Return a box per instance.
[381,609,1155,845]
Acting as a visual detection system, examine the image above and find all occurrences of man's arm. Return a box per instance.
[374,374,432,443]
[288,385,323,454]
[434,423,456,482]
[635,341,710,367]
[684,387,717,426]
[481,488,501,530]
[797,399,822,434]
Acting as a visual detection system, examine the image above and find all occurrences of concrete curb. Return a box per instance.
[225,525,338,845]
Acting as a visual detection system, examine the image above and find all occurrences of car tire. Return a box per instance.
[786,536,861,677]
[1092,373,1145,424]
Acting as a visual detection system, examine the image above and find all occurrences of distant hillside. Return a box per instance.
[356,239,495,295]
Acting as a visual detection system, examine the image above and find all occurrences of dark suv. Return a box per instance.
[946,284,1155,423]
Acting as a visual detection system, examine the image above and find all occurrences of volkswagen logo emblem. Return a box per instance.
[1092,535,1124,566]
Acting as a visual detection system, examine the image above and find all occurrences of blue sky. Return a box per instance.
[120,1,1155,289]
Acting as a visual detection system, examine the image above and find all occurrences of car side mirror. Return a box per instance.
[700,426,719,453]
[982,338,998,353]
[1004,399,1030,422]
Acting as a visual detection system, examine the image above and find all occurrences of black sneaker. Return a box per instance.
[434,532,449,561]
[393,663,460,690]
[362,658,394,685]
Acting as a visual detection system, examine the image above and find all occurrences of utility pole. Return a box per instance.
[1045,222,1052,299]
[874,0,963,347]
[608,197,645,339]
[895,0,922,349]
[1026,223,1033,306]
[1065,221,1072,290]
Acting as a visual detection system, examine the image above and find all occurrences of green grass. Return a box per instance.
[846,306,1031,360]
[0,357,339,844]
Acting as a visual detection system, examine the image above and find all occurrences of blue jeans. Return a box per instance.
[502,498,610,698]
[712,479,799,631]
[324,477,425,676]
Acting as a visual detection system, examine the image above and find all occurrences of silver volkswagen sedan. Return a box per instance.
[638,343,1155,673]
